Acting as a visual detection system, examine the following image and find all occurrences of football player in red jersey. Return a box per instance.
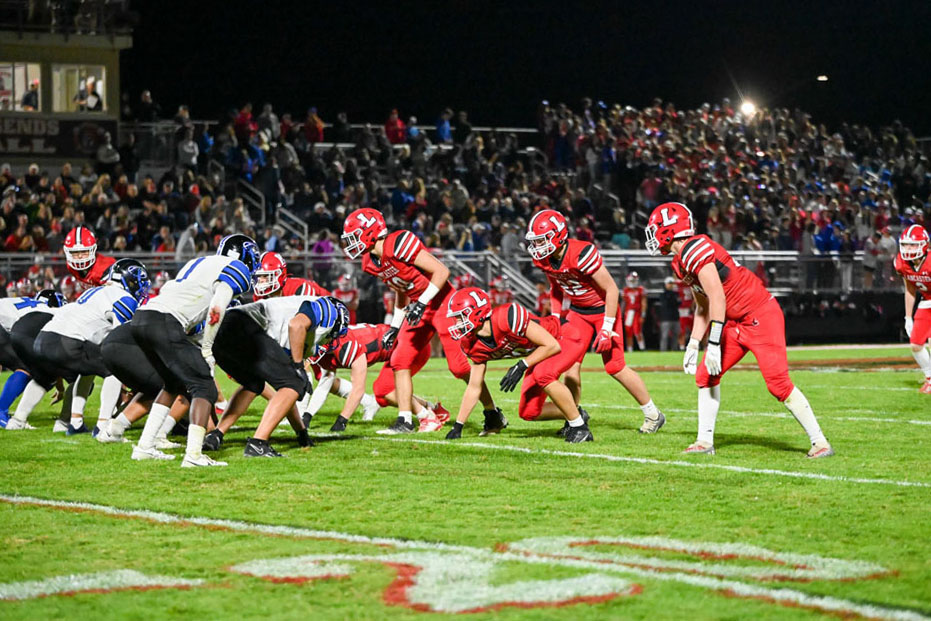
[525,209,665,434]
[622,272,647,351]
[489,276,514,307]
[382,288,396,324]
[451,272,475,291]
[646,201,833,458]
[677,280,694,349]
[332,274,360,323]
[445,287,593,442]
[534,281,551,316]
[252,251,330,301]
[308,323,448,431]
[60,275,79,302]
[894,224,931,393]
[63,226,115,286]
[151,271,170,297]
[342,207,502,434]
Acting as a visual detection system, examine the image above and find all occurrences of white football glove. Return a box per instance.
[905,316,913,338]
[683,338,700,375]
[704,343,722,376]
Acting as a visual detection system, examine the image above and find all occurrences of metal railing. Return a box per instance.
[277,206,309,249]
[236,178,266,228]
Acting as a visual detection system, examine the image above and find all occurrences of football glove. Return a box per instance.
[704,343,722,376]
[683,338,699,375]
[445,422,463,440]
[500,359,528,393]
[381,326,399,351]
[405,301,427,327]
[292,361,311,395]
[905,315,914,338]
[296,427,313,448]
[593,329,615,353]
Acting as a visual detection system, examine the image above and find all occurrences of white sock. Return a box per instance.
[138,403,170,449]
[640,399,659,420]
[568,414,585,427]
[97,376,122,427]
[12,381,47,422]
[186,424,206,459]
[696,385,721,445]
[109,413,131,435]
[360,394,378,410]
[70,415,84,430]
[783,387,826,445]
[72,376,94,415]
[336,379,353,398]
[911,347,931,379]
[399,410,413,424]
[156,414,177,440]
[215,400,228,412]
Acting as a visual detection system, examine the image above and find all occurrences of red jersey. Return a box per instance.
[622,286,645,312]
[361,230,450,300]
[671,234,772,321]
[894,254,931,301]
[253,277,329,301]
[68,254,115,287]
[317,323,390,371]
[459,303,559,364]
[490,289,514,307]
[332,288,359,322]
[531,239,605,309]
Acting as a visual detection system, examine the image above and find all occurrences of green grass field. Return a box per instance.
[1,347,930,620]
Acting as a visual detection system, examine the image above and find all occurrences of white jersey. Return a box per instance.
[0,297,49,332]
[42,285,138,344]
[144,255,252,332]
[234,295,320,349]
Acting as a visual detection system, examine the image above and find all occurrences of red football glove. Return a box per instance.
[207,306,221,325]
[593,330,614,353]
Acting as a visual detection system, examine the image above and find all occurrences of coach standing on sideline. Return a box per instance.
[658,277,681,352]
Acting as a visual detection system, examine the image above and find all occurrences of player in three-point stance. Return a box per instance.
[444,287,593,442]
[645,201,833,458]
[525,209,664,434]
[895,224,931,393]
[342,208,500,434]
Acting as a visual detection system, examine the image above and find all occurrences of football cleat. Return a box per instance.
[91,425,101,438]
[432,402,451,425]
[96,428,128,444]
[244,437,283,458]
[52,419,69,433]
[66,423,90,436]
[361,399,380,421]
[330,416,349,433]
[683,442,715,455]
[181,453,229,467]
[564,424,594,443]
[5,418,36,430]
[155,437,182,450]
[807,441,835,459]
[0,413,9,429]
[638,411,666,434]
[417,412,445,433]
[131,444,175,461]
[479,407,508,437]
[557,408,589,437]
[920,379,931,395]
[376,416,416,435]
[202,430,224,451]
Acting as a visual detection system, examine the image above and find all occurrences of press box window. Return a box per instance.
[0,62,42,112]
[51,65,107,113]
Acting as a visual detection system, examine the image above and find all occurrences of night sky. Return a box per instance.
[123,0,931,134]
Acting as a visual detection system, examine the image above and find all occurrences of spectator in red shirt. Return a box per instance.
[385,109,407,144]
[303,107,325,144]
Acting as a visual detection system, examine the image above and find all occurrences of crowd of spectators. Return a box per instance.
[0,91,928,294]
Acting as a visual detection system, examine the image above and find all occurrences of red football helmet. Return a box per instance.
[447,287,493,341]
[253,251,288,297]
[337,274,353,292]
[899,224,929,261]
[453,273,475,290]
[16,277,34,296]
[491,275,508,291]
[645,202,695,255]
[341,208,387,259]
[63,226,97,270]
[154,270,170,290]
[626,271,639,287]
[60,275,77,300]
[526,209,569,260]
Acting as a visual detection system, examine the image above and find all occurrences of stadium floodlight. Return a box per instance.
[739,100,756,117]
[816,74,829,82]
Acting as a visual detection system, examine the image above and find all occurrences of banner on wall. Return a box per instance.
[0,115,118,157]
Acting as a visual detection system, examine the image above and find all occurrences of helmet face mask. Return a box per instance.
[526,231,557,260]
[525,210,568,261]
[899,225,929,261]
[446,287,492,341]
[342,208,386,259]
[340,230,367,260]
[64,227,98,270]
[253,268,283,296]
[447,306,475,341]
[646,202,695,256]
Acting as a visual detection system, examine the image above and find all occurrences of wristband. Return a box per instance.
[708,320,724,345]
[391,306,406,328]
[417,282,440,305]
[601,316,616,332]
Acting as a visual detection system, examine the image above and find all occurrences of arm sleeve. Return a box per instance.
[201,282,234,355]
[305,371,335,417]
[111,295,138,325]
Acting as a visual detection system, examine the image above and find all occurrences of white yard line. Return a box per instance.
[377,438,931,489]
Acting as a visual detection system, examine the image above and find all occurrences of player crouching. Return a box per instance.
[444,287,592,443]
[645,202,833,458]
[895,225,931,393]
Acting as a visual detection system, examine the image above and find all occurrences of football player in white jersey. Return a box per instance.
[130,234,259,467]
[0,290,66,428]
[5,267,148,432]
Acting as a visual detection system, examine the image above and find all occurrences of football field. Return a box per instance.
[0,347,929,620]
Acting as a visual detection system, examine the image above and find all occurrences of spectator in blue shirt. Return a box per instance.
[436,108,453,143]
